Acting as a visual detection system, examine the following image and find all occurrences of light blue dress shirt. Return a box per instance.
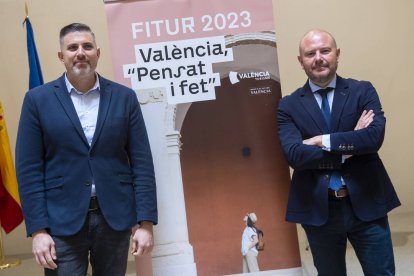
[65,73,100,196]
[309,76,346,186]
[309,76,337,149]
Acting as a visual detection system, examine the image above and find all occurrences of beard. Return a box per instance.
[307,63,338,86]
[71,63,92,77]
[310,72,334,84]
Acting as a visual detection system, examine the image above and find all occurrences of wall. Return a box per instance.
[0,0,413,257]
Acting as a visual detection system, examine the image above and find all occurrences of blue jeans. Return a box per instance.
[302,197,395,276]
[44,209,131,276]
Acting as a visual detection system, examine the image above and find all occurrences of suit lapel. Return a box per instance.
[53,76,89,147]
[91,76,112,150]
[331,77,350,132]
[299,84,327,133]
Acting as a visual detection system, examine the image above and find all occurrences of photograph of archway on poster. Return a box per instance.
[104,1,302,275]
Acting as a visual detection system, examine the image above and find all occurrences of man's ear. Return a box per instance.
[297,56,304,69]
[58,52,64,62]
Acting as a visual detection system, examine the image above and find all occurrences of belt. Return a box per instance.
[88,196,99,211]
[328,187,349,198]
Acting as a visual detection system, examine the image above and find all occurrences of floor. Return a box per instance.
[1,212,413,275]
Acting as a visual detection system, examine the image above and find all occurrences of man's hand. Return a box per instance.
[32,229,57,270]
[130,221,154,256]
[343,110,374,160]
[303,135,323,147]
[354,110,374,130]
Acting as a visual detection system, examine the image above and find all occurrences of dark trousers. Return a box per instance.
[302,197,395,276]
[45,209,131,276]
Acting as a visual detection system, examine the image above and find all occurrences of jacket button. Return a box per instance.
[85,181,91,186]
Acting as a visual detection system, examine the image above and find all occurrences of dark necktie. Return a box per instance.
[316,87,342,191]
[316,87,333,129]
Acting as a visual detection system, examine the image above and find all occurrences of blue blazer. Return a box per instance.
[278,76,400,226]
[16,74,157,236]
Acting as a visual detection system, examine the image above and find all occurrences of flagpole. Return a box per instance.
[0,220,21,269]
[25,1,28,17]
[22,1,28,25]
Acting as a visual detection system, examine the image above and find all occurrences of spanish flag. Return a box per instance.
[0,101,23,234]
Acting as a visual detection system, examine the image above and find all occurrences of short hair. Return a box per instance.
[299,29,337,54]
[59,23,96,46]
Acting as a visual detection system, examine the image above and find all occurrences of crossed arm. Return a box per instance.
[303,109,375,148]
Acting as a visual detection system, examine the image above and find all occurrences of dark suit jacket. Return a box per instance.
[277,76,400,226]
[16,74,157,236]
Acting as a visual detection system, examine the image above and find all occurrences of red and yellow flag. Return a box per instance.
[0,101,23,234]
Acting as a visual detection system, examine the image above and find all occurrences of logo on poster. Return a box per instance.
[229,70,271,84]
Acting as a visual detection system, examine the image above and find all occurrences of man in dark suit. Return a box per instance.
[16,23,157,276]
[277,29,400,275]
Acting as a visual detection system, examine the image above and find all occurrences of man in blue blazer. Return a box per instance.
[278,29,400,275]
[16,23,157,276]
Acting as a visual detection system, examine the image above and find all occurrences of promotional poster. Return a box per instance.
[105,0,300,274]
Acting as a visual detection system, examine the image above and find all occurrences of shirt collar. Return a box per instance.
[65,73,100,94]
[309,75,337,93]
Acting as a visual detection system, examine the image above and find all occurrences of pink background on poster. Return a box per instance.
[104,0,275,87]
